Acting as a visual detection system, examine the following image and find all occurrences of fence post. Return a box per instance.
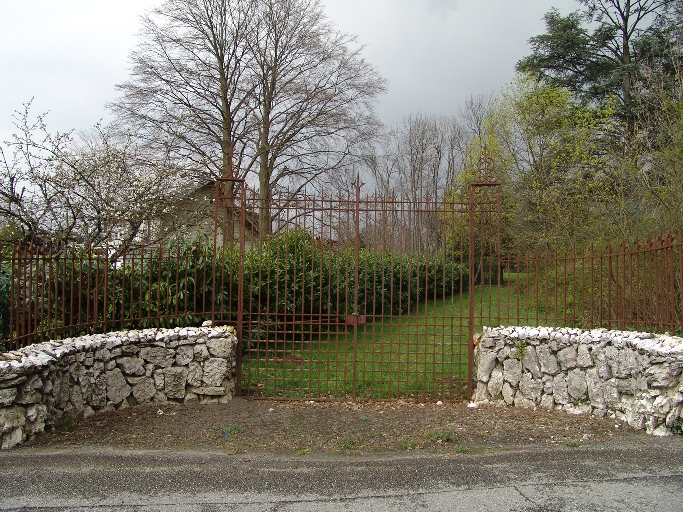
[236,180,246,396]
[467,183,476,400]
[352,177,362,399]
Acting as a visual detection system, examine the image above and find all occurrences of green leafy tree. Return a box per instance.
[517,1,674,120]
[497,74,617,250]
[448,75,617,252]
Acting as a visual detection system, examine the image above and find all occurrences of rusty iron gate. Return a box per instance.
[213,158,502,400]
[5,154,682,381]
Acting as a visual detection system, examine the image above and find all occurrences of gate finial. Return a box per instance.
[478,144,497,184]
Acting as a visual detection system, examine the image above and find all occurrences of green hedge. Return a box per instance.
[2,230,467,346]
[243,230,464,317]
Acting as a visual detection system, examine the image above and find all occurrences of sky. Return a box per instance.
[0,0,580,143]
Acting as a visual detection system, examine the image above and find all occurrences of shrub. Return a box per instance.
[2,230,468,346]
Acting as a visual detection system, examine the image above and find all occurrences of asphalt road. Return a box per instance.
[1,434,683,511]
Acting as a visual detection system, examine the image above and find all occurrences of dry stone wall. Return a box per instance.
[474,326,683,436]
[0,325,237,449]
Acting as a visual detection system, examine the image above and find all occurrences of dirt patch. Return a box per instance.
[18,398,640,456]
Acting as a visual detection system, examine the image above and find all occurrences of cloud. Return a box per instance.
[425,0,462,13]
[0,0,580,140]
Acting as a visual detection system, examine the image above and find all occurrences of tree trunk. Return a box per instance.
[220,67,235,243]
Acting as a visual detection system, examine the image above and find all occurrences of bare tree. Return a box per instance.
[110,0,385,238]
[375,114,468,202]
[109,0,258,207]
[243,0,385,234]
[459,94,494,140]
[357,113,469,252]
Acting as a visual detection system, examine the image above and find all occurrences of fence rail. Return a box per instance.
[497,234,683,334]
[0,244,235,351]
[2,234,682,352]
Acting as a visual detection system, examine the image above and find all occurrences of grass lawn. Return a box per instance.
[241,281,532,400]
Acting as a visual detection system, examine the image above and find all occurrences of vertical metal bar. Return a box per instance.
[29,248,36,341]
[352,178,361,399]
[667,237,673,328]
[44,250,52,342]
[607,243,612,330]
[571,249,576,327]
[679,234,683,333]
[336,194,345,396]
[650,239,657,329]
[121,251,127,331]
[496,185,502,327]
[174,245,180,324]
[8,247,15,348]
[183,248,189,328]
[617,242,628,329]
[580,248,585,329]
[656,238,662,330]
[264,193,273,396]
[102,247,109,335]
[467,184,476,400]
[22,248,29,344]
[163,245,170,327]
[70,246,76,338]
[94,249,101,335]
[272,197,283,396]
[656,238,663,330]
[139,249,146,323]
[156,246,162,327]
[624,242,635,329]
[646,239,651,329]
[315,195,324,395]
[666,236,673,328]
[130,252,137,329]
[589,244,595,329]
[554,250,558,327]
[60,247,67,337]
[85,247,92,334]
[236,180,246,397]
[396,196,405,398]
[517,252,524,326]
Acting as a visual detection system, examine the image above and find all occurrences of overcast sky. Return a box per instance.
[0,0,579,143]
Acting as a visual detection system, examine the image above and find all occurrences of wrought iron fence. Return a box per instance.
[2,217,680,398]
[212,180,486,399]
[498,234,683,334]
[0,243,231,351]
[0,180,498,400]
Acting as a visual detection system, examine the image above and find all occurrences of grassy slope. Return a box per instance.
[241,283,528,399]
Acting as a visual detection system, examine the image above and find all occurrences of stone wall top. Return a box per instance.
[0,325,235,381]
[481,325,683,356]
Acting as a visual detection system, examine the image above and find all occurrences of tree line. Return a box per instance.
[370,0,683,252]
[2,0,682,254]
[1,0,385,254]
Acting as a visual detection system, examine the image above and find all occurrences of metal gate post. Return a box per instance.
[352,176,363,398]
[468,146,501,400]
[468,184,476,400]
[213,177,246,396]
[236,180,246,396]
